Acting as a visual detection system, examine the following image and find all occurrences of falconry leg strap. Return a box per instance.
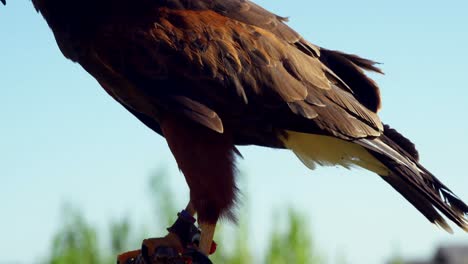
[167,210,200,248]
[167,210,217,255]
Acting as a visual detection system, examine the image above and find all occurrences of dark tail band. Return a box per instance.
[357,134,468,233]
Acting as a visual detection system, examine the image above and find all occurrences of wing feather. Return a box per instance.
[86,6,383,140]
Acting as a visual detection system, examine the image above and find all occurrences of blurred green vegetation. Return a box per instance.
[388,259,404,264]
[265,209,321,264]
[41,170,323,264]
[36,169,468,264]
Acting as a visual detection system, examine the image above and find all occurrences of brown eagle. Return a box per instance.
[7,0,467,262]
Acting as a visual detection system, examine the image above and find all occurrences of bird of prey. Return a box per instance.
[8,0,467,262]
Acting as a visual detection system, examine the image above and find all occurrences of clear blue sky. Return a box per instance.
[1,0,467,263]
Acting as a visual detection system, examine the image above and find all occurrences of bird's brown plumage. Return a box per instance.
[32,0,467,234]
[88,7,383,141]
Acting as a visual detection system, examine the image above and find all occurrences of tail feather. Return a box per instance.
[283,128,468,232]
[380,172,453,233]
[358,137,468,232]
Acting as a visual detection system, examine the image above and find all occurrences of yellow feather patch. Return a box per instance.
[282,131,390,176]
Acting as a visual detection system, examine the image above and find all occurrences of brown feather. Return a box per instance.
[32,0,467,232]
[320,49,383,112]
[160,113,239,223]
[382,124,419,161]
[359,138,468,232]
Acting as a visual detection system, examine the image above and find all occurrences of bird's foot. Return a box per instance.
[117,210,215,264]
[117,233,186,264]
[117,234,213,264]
[117,233,185,264]
[117,247,213,264]
[141,233,184,262]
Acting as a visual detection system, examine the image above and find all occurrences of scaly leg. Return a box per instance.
[198,222,216,255]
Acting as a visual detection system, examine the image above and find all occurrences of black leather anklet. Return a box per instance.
[167,210,200,248]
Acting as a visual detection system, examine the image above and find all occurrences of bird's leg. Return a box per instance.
[198,222,216,255]
[185,201,196,216]
[158,113,238,260]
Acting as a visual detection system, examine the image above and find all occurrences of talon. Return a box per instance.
[118,209,208,264]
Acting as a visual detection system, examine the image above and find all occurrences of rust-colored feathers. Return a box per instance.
[93,7,384,141]
[31,0,468,232]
